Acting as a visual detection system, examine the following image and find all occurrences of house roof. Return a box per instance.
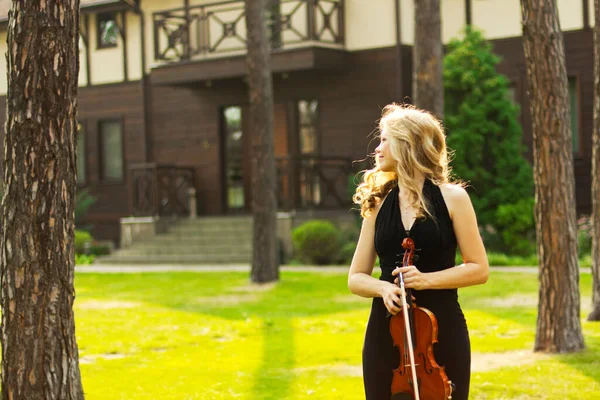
[0,0,136,23]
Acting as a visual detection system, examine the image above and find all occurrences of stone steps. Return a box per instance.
[97,216,254,265]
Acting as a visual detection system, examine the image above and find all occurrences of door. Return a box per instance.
[221,103,289,213]
[222,105,248,212]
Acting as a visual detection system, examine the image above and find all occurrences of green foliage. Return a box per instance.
[75,189,97,228]
[578,214,593,257]
[75,253,96,265]
[292,220,342,265]
[495,197,536,256]
[75,229,93,254]
[338,241,357,265]
[444,27,535,253]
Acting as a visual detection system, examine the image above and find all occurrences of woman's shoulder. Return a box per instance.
[438,183,472,219]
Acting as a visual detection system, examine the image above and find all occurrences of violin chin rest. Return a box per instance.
[390,393,413,400]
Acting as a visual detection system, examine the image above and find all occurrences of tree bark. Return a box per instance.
[1,1,84,399]
[413,0,443,117]
[245,0,279,283]
[589,0,600,321]
[520,0,585,352]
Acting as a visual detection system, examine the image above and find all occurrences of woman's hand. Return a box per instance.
[393,266,429,290]
[380,282,404,315]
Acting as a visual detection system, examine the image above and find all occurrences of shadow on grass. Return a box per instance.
[251,317,295,400]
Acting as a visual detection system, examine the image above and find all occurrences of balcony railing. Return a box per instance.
[153,0,345,63]
[130,163,196,217]
[276,155,356,211]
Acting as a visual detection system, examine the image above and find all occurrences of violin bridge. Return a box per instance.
[403,363,420,368]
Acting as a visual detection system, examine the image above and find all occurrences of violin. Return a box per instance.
[389,237,453,400]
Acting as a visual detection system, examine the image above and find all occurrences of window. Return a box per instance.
[298,100,319,155]
[297,100,320,206]
[76,122,86,184]
[97,12,119,49]
[568,77,580,154]
[99,120,124,181]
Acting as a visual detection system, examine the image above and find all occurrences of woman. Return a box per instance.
[348,103,489,400]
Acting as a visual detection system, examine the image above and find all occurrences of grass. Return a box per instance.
[74,270,600,399]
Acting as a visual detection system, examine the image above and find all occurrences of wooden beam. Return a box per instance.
[84,14,92,86]
[395,0,403,100]
[583,0,590,29]
[465,0,472,26]
[121,11,129,81]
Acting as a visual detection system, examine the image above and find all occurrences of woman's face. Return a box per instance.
[375,131,396,172]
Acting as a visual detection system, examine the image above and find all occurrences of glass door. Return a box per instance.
[222,106,246,211]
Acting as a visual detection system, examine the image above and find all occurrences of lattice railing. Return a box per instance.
[153,0,344,62]
[130,163,196,217]
[276,155,356,211]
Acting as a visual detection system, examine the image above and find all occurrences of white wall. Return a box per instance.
[344,0,396,51]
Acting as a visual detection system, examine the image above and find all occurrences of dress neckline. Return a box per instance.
[396,179,429,237]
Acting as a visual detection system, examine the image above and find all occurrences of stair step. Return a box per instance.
[97,254,251,265]
[116,248,252,256]
[109,216,255,264]
[130,242,252,250]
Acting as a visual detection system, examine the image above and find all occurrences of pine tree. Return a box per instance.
[444,27,535,254]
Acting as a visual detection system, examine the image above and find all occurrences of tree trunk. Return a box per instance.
[413,0,443,117]
[1,1,84,399]
[520,0,585,352]
[589,0,600,321]
[245,0,279,283]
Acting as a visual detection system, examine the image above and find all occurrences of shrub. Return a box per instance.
[292,220,342,265]
[75,230,93,255]
[75,254,96,265]
[338,241,357,265]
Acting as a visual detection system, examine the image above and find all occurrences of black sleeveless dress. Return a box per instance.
[362,179,471,400]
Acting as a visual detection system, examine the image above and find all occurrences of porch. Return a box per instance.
[128,155,360,218]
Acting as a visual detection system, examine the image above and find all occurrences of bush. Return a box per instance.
[338,241,357,265]
[75,230,93,254]
[75,253,96,265]
[292,220,342,265]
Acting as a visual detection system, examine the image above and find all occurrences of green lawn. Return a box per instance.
[74,270,600,399]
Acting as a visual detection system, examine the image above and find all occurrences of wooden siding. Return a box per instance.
[492,29,594,214]
[0,80,146,244]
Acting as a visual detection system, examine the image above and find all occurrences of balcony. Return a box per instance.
[151,0,347,84]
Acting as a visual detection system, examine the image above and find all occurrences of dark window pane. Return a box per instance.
[77,123,86,184]
[100,120,123,181]
[97,13,119,48]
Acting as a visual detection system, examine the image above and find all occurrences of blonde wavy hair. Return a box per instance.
[353,103,459,218]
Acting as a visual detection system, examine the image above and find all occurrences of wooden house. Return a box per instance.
[0,0,594,247]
